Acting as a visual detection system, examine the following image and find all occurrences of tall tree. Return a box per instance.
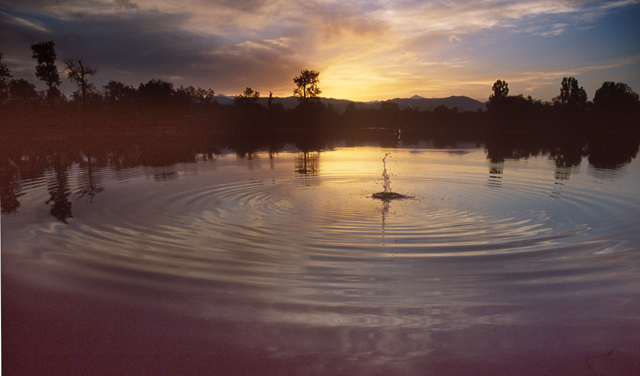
[0,53,11,82]
[293,69,321,103]
[488,79,509,114]
[490,79,509,101]
[31,41,61,102]
[267,91,274,108]
[556,77,587,109]
[64,59,97,103]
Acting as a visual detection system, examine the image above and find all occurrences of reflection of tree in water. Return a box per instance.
[550,146,584,169]
[153,171,179,182]
[487,164,503,189]
[484,133,639,178]
[0,159,23,214]
[295,152,319,175]
[485,144,541,163]
[77,154,105,202]
[195,152,219,162]
[587,134,639,169]
[236,150,258,160]
[551,141,584,182]
[268,142,286,170]
[549,135,586,172]
[235,151,262,172]
[46,168,73,224]
[294,131,328,154]
[3,129,638,222]
[550,180,565,200]
[554,168,570,181]
[295,152,320,187]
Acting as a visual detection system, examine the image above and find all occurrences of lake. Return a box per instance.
[2,131,640,375]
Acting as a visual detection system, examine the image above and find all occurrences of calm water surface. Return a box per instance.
[3,142,640,375]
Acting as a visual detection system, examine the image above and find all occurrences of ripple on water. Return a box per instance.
[4,150,640,324]
[57,172,614,273]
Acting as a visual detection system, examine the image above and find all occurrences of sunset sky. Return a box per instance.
[1,0,639,102]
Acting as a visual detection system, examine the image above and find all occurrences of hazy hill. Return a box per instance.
[380,95,487,112]
[215,94,487,112]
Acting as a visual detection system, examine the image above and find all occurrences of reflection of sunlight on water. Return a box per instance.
[259,302,520,329]
[10,147,638,265]
[3,145,640,374]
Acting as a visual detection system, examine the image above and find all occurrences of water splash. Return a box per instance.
[381,152,392,193]
[372,138,409,200]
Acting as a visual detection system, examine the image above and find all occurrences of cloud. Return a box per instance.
[0,11,50,33]
[114,0,138,11]
[0,0,638,100]
[377,0,639,39]
[0,1,306,93]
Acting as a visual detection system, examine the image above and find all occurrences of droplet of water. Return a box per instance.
[373,150,410,200]
[381,152,392,193]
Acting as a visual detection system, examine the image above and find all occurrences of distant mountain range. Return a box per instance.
[215,94,487,112]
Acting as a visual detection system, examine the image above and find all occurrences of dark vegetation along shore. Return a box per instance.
[1,40,639,137]
[1,42,640,208]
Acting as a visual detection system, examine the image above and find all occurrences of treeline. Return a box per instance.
[0,42,330,131]
[1,41,639,136]
[485,78,640,133]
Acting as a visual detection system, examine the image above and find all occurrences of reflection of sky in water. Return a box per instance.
[3,146,640,374]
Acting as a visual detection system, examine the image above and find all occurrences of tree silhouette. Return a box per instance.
[64,59,97,103]
[0,53,12,105]
[379,101,400,113]
[594,82,639,112]
[234,87,260,106]
[103,80,136,104]
[137,79,175,110]
[177,86,216,105]
[0,53,10,80]
[30,41,61,103]
[556,77,587,110]
[593,81,640,130]
[267,91,274,108]
[490,79,509,101]
[293,69,321,103]
[488,79,510,117]
[46,170,73,224]
[8,78,39,108]
[0,163,22,215]
[488,79,509,114]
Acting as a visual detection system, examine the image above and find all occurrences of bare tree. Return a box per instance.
[64,59,97,103]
